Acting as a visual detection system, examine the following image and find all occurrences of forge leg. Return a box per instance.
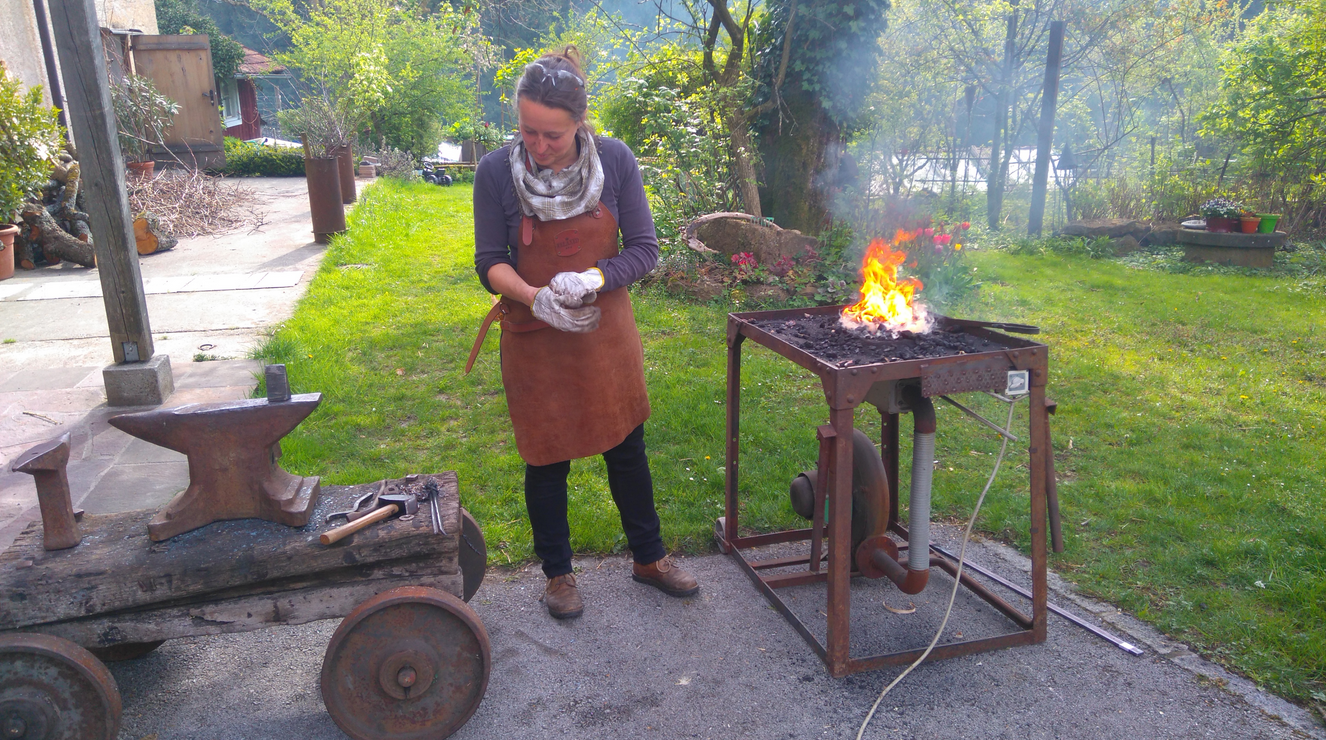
[825,405,855,676]
[1028,384,1050,641]
[721,332,745,549]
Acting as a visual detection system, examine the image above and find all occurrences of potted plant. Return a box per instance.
[0,67,62,280]
[279,95,354,242]
[1239,211,1261,233]
[1200,197,1243,233]
[111,74,180,179]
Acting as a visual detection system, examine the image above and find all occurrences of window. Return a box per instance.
[218,76,242,128]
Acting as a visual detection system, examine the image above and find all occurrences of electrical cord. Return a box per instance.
[856,395,1022,740]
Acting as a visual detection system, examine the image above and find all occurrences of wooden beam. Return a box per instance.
[47,0,155,364]
[1028,20,1066,237]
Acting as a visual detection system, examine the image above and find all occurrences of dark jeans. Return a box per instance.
[524,423,665,578]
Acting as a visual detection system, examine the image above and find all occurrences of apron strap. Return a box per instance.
[465,302,504,375]
[465,300,552,374]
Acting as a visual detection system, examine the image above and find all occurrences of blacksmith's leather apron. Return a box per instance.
[466,205,650,466]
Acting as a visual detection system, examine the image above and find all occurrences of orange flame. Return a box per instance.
[840,231,933,334]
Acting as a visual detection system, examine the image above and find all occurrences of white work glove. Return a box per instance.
[547,268,605,308]
[531,287,601,333]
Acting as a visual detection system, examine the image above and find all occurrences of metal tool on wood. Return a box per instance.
[327,480,384,524]
[10,433,81,550]
[108,370,322,541]
[420,479,445,535]
[320,492,417,546]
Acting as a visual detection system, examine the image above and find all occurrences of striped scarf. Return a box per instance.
[508,130,605,222]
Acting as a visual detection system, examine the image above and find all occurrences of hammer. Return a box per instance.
[319,492,418,545]
[11,433,81,550]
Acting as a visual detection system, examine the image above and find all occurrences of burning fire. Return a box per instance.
[840,230,933,335]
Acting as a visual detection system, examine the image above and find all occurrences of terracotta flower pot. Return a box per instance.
[0,223,16,281]
[126,161,155,179]
[1240,216,1261,233]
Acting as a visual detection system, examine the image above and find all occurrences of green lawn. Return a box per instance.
[258,180,1325,709]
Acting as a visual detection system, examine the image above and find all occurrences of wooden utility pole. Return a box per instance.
[47,0,155,366]
[1028,21,1066,237]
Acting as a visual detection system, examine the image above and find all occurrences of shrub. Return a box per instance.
[221,137,305,177]
[364,147,419,181]
[112,74,179,163]
[0,71,62,221]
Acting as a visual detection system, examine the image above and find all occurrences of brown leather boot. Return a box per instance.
[543,573,583,619]
[632,556,699,597]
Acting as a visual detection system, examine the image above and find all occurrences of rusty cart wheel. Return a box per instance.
[321,586,491,740]
[0,633,122,740]
[458,508,487,603]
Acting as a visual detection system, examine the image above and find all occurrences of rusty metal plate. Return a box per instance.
[0,633,122,740]
[920,357,1012,397]
[321,586,491,740]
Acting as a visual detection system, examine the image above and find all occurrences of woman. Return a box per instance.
[470,47,698,620]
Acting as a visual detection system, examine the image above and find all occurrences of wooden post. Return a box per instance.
[47,0,155,365]
[1028,20,1066,237]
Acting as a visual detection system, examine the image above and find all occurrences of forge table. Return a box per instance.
[715,305,1054,677]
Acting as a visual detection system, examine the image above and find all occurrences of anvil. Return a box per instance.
[109,393,323,541]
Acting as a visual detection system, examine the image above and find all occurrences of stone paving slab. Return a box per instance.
[8,271,303,301]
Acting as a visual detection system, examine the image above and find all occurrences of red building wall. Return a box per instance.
[223,79,262,140]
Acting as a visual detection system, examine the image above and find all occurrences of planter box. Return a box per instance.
[1176,229,1286,268]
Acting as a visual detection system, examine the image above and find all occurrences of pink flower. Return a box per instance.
[731,251,757,267]
[936,234,952,245]
[922,228,934,237]
[934,244,944,254]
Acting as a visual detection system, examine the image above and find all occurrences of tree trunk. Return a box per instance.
[726,111,763,219]
[987,6,1019,230]
[756,91,839,235]
[19,204,96,267]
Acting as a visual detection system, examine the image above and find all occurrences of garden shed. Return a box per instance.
[220,46,294,142]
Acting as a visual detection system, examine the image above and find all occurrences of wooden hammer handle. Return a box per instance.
[320,504,398,545]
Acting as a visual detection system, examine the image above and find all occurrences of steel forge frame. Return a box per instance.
[715,305,1052,677]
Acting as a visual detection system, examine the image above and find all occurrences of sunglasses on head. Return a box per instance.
[526,61,584,89]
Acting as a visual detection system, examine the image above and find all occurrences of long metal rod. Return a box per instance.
[928,543,1144,656]
[939,395,1020,441]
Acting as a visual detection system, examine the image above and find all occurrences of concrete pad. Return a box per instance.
[117,437,186,465]
[81,461,188,514]
[142,275,196,294]
[101,531,1324,739]
[0,283,33,300]
[182,273,266,292]
[19,281,102,300]
[0,365,98,391]
[254,271,303,289]
[174,359,262,389]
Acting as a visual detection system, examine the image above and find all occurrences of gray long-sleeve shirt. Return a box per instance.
[473,137,659,294]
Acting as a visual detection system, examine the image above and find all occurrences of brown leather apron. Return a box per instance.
[482,206,650,466]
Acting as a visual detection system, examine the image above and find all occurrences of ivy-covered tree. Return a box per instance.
[1203,0,1326,223]
[750,0,892,234]
[155,0,246,80]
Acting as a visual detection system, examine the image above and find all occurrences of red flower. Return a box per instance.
[960,221,971,230]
